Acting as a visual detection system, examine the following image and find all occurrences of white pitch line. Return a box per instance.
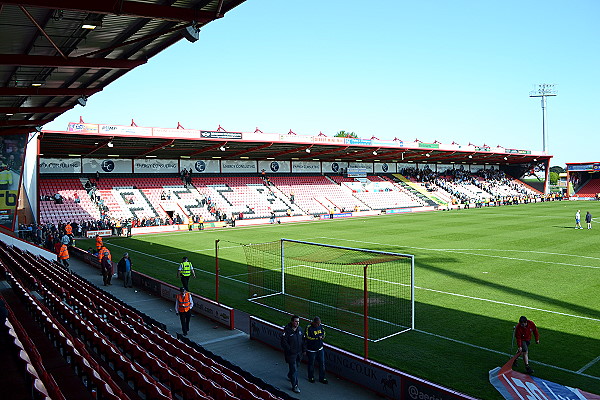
[578,355,600,373]
[415,329,600,381]
[316,237,600,269]
[436,249,600,261]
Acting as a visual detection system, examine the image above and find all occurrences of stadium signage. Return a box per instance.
[82,158,132,174]
[385,208,413,214]
[349,162,374,173]
[567,164,595,171]
[180,159,220,173]
[67,122,99,133]
[505,149,532,155]
[153,127,201,139]
[99,124,152,136]
[221,160,257,173]
[323,161,348,174]
[258,160,291,173]
[200,130,242,139]
[278,134,313,144]
[313,136,345,144]
[291,161,321,173]
[85,229,112,237]
[345,138,372,146]
[372,140,402,147]
[39,158,82,174]
[249,317,474,400]
[489,357,599,400]
[418,143,440,149]
[319,212,353,219]
[133,159,178,173]
[375,163,395,173]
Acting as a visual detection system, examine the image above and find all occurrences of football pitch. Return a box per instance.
[82,201,600,399]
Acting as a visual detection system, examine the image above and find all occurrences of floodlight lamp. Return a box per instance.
[425,153,430,157]
[305,148,311,153]
[533,158,537,162]
[468,155,473,159]
[107,141,114,148]
[219,146,226,151]
[77,95,87,107]
[372,151,377,155]
[31,81,44,87]
[183,23,200,43]
[81,19,102,30]
[503,157,508,160]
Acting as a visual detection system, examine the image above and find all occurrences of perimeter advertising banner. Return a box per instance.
[291,161,321,173]
[133,158,178,174]
[67,122,99,133]
[152,127,201,139]
[39,158,82,174]
[200,130,242,139]
[180,159,220,174]
[258,160,291,174]
[99,124,153,137]
[348,162,374,173]
[82,158,133,174]
[221,159,257,173]
[0,133,27,229]
[489,355,600,400]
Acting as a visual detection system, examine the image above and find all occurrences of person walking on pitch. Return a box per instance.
[515,316,540,375]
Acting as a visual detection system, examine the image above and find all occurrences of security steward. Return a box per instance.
[58,243,70,269]
[95,234,103,252]
[175,287,194,336]
[177,256,195,291]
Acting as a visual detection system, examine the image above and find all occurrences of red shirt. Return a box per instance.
[515,320,539,347]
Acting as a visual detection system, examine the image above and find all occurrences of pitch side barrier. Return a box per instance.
[249,316,478,400]
[71,246,234,329]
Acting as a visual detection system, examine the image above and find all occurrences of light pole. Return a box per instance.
[529,83,557,154]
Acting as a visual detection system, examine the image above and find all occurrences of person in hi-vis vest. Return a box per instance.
[177,256,195,291]
[175,287,194,336]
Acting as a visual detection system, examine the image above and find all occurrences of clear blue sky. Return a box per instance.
[46,0,600,167]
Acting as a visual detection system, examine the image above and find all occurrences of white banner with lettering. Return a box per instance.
[221,159,257,173]
[348,162,374,173]
[82,158,132,174]
[152,127,201,139]
[258,160,291,173]
[98,124,153,137]
[291,161,321,173]
[39,158,82,174]
[180,159,220,173]
[133,159,178,173]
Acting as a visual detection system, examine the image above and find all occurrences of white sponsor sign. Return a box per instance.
[278,134,314,144]
[242,132,279,141]
[292,161,321,173]
[152,127,201,139]
[180,159,220,173]
[348,162,374,173]
[313,136,345,144]
[39,158,82,174]
[221,160,257,173]
[133,158,178,173]
[374,162,396,174]
[99,124,153,137]
[322,161,348,174]
[258,160,290,173]
[82,158,132,174]
[67,122,99,133]
[86,229,112,238]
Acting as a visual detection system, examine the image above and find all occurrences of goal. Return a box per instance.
[243,239,414,357]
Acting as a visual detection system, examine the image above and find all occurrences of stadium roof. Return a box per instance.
[38,126,552,165]
[0,0,246,135]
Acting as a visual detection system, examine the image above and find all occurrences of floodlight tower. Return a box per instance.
[529,83,557,154]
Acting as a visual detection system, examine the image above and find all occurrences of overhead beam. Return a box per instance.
[0,106,71,114]
[135,139,175,158]
[186,141,227,157]
[0,87,102,96]
[269,145,313,158]
[0,55,145,69]
[0,118,53,127]
[299,146,349,159]
[225,142,273,159]
[1,0,219,23]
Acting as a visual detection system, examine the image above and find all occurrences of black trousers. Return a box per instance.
[180,275,190,291]
[179,311,191,335]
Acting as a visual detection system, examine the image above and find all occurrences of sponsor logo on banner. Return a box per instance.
[195,160,206,172]
[133,159,178,173]
[419,143,440,149]
[270,161,279,172]
[152,127,200,139]
[403,379,460,400]
[67,122,99,133]
[382,163,389,172]
[319,212,352,219]
[100,159,115,172]
[331,162,340,173]
[567,164,595,171]
[39,158,82,174]
[345,138,372,146]
[292,161,321,172]
[99,124,152,136]
[313,136,345,144]
[200,131,242,139]
[221,160,256,173]
[86,229,112,238]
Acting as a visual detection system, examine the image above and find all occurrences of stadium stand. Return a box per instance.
[574,178,600,197]
[0,239,291,400]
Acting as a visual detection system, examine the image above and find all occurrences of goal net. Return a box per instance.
[243,239,414,345]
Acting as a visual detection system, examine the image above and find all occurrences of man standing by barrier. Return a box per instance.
[305,316,328,384]
[281,315,305,393]
[175,287,193,336]
[515,316,540,375]
[177,256,195,291]
[118,253,133,288]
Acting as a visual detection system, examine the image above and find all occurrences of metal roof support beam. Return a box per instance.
[186,141,227,157]
[0,87,102,96]
[0,55,145,69]
[0,118,53,127]
[2,0,219,23]
[19,5,67,60]
[0,106,71,114]
[136,139,175,158]
[84,138,113,156]
[298,146,349,159]
[269,145,313,158]
[225,142,273,159]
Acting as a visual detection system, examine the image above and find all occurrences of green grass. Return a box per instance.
[79,201,600,398]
